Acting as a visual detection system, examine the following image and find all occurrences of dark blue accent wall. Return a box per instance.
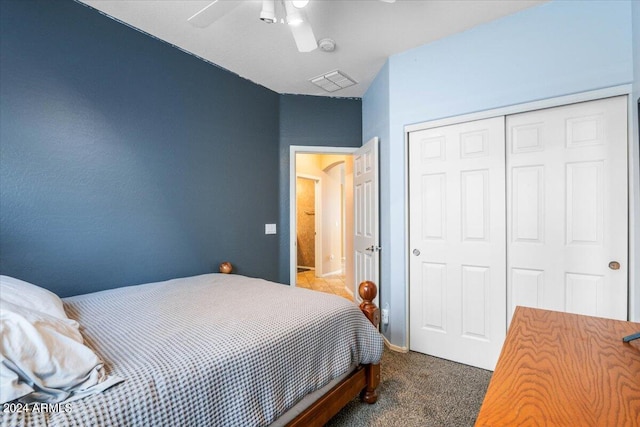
[0,0,281,297]
[278,95,362,284]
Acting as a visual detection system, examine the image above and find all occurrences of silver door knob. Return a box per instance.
[413,249,420,256]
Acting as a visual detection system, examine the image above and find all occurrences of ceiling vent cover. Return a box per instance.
[310,70,357,93]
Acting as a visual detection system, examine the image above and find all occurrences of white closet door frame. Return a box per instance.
[403,85,638,351]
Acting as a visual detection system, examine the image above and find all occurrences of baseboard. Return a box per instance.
[297,266,315,270]
[383,336,409,353]
[319,269,343,278]
[344,285,354,298]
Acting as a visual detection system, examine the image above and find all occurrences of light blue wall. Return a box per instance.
[392,1,632,126]
[362,62,391,333]
[364,0,635,347]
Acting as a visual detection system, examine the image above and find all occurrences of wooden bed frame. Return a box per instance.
[286,280,381,427]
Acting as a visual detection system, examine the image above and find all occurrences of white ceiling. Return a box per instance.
[80,0,546,98]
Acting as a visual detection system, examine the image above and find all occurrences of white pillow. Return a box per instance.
[0,299,123,404]
[0,275,70,321]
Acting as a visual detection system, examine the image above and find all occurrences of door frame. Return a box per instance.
[289,146,358,287]
[405,84,638,349]
[295,174,321,272]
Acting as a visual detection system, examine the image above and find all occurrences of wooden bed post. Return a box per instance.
[358,281,380,327]
[358,281,381,404]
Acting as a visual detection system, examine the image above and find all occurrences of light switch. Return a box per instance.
[265,224,277,235]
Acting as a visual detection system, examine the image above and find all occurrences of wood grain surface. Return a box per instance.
[475,306,640,427]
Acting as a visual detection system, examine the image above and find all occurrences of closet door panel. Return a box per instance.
[409,116,506,371]
[507,96,628,322]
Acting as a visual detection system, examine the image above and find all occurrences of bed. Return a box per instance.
[1,273,383,426]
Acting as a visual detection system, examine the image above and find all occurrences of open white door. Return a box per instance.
[354,137,380,306]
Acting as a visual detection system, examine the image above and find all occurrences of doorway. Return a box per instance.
[290,147,357,300]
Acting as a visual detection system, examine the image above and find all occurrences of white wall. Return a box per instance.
[323,163,344,275]
[363,0,636,348]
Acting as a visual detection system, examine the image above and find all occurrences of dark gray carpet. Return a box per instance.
[326,349,492,427]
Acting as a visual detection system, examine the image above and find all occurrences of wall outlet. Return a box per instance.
[381,308,389,325]
[265,224,277,235]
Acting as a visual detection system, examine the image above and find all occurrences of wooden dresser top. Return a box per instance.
[475,306,640,427]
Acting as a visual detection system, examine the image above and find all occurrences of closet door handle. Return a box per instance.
[412,249,420,256]
[609,261,620,270]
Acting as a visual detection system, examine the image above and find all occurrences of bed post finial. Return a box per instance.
[358,281,380,328]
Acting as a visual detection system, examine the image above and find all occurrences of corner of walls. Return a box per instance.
[363,61,401,345]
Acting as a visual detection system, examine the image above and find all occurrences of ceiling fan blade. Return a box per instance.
[283,0,316,52]
[290,20,317,52]
[188,1,241,28]
[290,21,317,52]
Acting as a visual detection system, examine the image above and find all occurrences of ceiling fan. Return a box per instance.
[188,0,395,53]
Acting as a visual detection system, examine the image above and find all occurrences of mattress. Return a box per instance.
[1,273,383,426]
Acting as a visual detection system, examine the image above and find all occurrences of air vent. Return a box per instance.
[310,70,357,93]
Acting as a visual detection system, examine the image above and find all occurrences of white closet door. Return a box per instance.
[409,117,506,371]
[507,96,628,322]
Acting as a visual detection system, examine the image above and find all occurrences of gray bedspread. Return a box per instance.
[1,274,383,427]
